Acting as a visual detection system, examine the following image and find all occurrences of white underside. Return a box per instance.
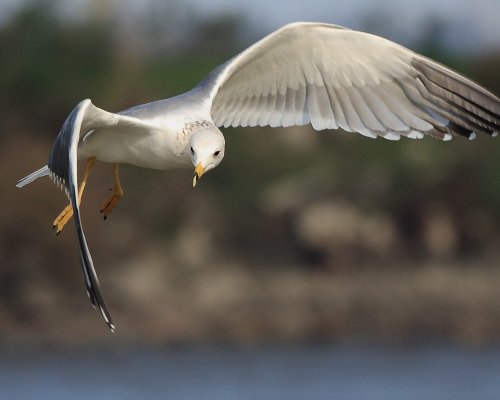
[78,125,191,170]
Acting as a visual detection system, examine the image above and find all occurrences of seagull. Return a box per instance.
[16,22,500,331]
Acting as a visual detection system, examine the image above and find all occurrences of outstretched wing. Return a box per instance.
[48,99,154,331]
[201,22,500,140]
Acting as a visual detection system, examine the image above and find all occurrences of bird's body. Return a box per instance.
[78,89,213,170]
[16,22,500,331]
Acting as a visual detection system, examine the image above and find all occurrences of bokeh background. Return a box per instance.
[1,0,500,398]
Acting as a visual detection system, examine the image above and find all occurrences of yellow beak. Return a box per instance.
[192,163,205,187]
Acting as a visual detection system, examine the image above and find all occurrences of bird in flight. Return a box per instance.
[16,22,500,331]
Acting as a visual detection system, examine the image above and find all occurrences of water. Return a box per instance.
[1,343,500,400]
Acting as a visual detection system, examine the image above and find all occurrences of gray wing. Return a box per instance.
[200,22,500,140]
[48,99,153,331]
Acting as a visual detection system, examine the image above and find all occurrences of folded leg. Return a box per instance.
[100,163,123,220]
[53,157,96,234]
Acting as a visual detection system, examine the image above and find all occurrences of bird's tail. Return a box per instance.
[16,165,50,188]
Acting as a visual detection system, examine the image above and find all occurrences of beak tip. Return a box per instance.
[193,163,205,187]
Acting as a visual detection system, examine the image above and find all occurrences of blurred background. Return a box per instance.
[2,0,500,398]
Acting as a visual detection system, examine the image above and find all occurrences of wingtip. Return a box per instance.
[99,305,115,332]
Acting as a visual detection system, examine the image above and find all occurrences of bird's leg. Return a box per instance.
[100,163,123,220]
[53,157,96,235]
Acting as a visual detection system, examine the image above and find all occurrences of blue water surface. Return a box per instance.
[1,343,500,400]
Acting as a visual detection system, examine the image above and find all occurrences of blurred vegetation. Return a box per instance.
[1,1,500,344]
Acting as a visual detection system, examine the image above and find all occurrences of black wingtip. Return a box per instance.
[99,305,115,332]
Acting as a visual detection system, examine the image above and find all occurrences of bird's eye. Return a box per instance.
[213,150,221,157]
[190,146,194,155]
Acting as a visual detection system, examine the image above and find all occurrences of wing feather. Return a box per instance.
[356,85,408,131]
[282,88,298,127]
[223,98,242,128]
[270,91,287,127]
[196,22,500,140]
[337,86,377,138]
[263,92,279,126]
[254,94,270,126]
[47,100,115,330]
[294,84,309,126]
[308,85,334,130]
[245,96,260,127]
[46,99,156,331]
[349,86,386,132]
[325,86,351,132]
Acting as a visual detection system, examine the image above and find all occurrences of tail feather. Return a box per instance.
[16,166,50,188]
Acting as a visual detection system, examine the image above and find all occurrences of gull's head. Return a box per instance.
[189,124,225,187]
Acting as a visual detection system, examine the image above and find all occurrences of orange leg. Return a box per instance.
[53,157,96,235]
[100,163,123,220]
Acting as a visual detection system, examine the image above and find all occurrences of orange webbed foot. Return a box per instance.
[53,203,74,235]
[100,187,123,220]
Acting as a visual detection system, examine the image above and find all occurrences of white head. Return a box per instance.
[189,123,225,187]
